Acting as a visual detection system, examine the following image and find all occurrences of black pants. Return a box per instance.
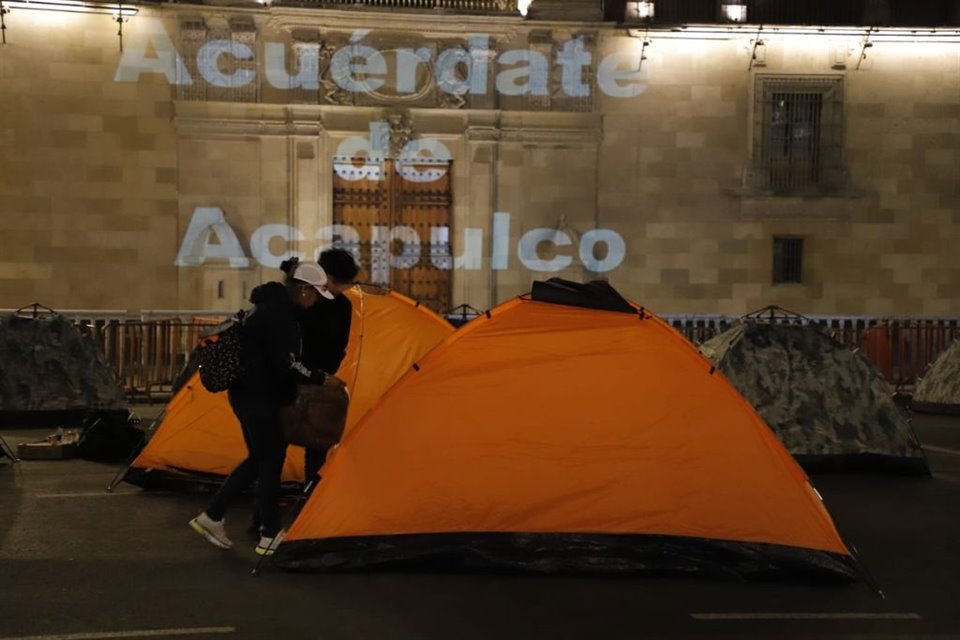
[206,391,287,538]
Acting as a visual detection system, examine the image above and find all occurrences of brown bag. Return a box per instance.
[281,376,349,450]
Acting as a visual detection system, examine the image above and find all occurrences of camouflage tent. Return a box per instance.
[700,322,928,474]
[913,339,960,414]
[0,312,128,426]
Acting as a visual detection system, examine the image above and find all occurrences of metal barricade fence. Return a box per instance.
[20,310,958,401]
[664,315,960,391]
[72,319,221,402]
[870,320,960,388]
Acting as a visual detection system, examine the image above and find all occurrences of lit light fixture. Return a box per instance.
[517,0,532,17]
[2,0,136,49]
[1,0,9,45]
[625,1,654,21]
[4,0,136,14]
[720,2,747,23]
[626,24,960,43]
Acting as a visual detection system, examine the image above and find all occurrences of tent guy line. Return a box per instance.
[0,626,237,640]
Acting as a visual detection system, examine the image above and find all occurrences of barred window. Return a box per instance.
[754,76,844,193]
[773,237,804,284]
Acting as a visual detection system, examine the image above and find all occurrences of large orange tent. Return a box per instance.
[274,280,858,580]
[122,288,453,488]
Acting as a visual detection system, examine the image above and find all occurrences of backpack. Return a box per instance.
[195,310,246,393]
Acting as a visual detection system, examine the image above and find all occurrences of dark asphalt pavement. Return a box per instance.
[1,412,958,640]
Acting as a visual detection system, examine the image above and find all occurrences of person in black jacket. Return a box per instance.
[278,251,359,488]
[189,261,333,556]
[297,249,360,486]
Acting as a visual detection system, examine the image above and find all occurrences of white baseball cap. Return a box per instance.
[292,262,335,300]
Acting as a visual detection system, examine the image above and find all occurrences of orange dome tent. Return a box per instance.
[122,288,453,488]
[274,280,858,580]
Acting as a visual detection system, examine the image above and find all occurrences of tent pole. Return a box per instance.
[0,433,19,463]
[846,541,885,599]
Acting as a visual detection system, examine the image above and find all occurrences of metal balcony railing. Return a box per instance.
[275,0,515,14]
[613,0,960,27]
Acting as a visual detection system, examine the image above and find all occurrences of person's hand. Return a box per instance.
[323,374,349,398]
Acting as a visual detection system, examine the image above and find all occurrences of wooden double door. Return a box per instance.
[332,158,453,313]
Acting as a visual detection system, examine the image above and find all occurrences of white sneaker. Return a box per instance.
[189,512,233,549]
[255,530,285,556]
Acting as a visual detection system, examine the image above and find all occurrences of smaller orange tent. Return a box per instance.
[274,280,859,580]
[122,287,453,488]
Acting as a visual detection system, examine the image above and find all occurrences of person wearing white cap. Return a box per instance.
[289,249,360,490]
[189,259,333,557]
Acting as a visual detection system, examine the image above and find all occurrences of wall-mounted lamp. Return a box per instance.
[856,28,874,70]
[719,2,747,23]
[517,0,532,17]
[625,1,654,21]
[1,0,9,44]
[113,0,128,51]
[749,38,766,69]
[2,0,136,48]
[638,35,651,71]
[5,0,136,15]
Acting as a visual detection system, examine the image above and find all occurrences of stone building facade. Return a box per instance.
[0,0,957,316]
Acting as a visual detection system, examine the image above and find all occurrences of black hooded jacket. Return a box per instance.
[231,281,305,406]
[296,294,353,376]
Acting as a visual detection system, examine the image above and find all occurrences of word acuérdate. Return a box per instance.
[116,23,649,99]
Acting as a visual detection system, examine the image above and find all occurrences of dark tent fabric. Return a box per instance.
[530,278,635,313]
[0,312,129,426]
[913,339,960,414]
[700,322,928,474]
[76,411,144,462]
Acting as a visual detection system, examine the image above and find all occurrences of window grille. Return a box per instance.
[754,76,844,193]
[178,22,259,103]
[177,21,208,101]
[772,236,804,284]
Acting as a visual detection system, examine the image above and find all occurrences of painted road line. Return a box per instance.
[923,444,960,457]
[35,491,155,499]
[691,612,922,620]
[0,626,236,640]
